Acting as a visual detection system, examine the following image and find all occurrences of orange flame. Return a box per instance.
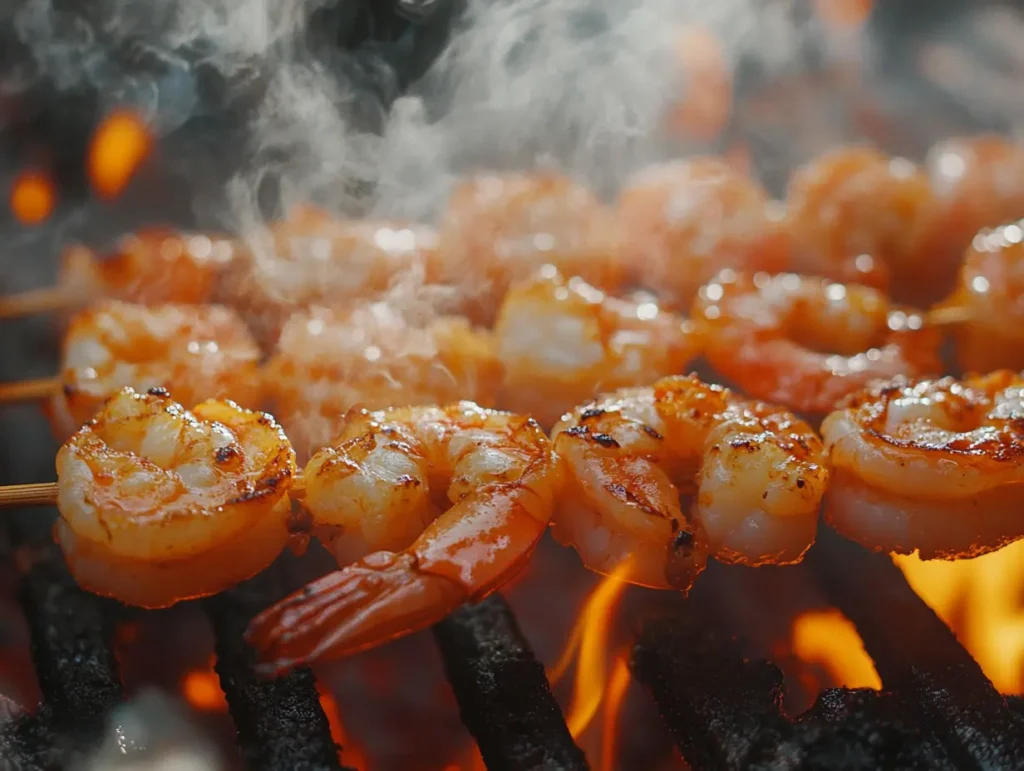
[896,542,1024,694]
[10,171,55,225]
[182,657,228,712]
[316,684,372,769]
[598,651,632,771]
[88,110,153,199]
[791,609,882,690]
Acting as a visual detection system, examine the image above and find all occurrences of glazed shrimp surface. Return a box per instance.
[55,387,297,608]
[551,375,829,590]
[245,402,561,673]
[617,157,791,309]
[692,271,942,417]
[785,146,936,303]
[266,302,503,462]
[48,300,263,441]
[934,220,1024,373]
[216,205,440,349]
[434,171,625,325]
[821,372,1024,560]
[494,266,703,427]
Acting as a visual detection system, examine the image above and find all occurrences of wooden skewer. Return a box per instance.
[0,482,57,508]
[925,305,973,326]
[0,285,86,320]
[0,376,59,404]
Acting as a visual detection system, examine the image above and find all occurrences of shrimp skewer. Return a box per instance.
[552,374,830,588]
[54,387,297,608]
[244,402,561,674]
[494,266,703,427]
[821,372,1024,560]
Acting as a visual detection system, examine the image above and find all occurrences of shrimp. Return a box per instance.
[616,157,791,310]
[934,220,1024,373]
[691,270,943,417]
[433,171,625,326]
[55,387,297,608]
[48,300,263,441]
[785,146,936,303]
[244,402,561,673]
[494,266,703,427]
[821,372,1024,560]
[58,228,235,308]
[216,205,440,349]
[551,374,829,588]
[265,302,504,462]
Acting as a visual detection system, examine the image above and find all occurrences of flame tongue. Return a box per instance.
[88,110,153,200]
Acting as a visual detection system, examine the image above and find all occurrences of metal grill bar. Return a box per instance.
[810,526,1024,771]
[433,593,589,771]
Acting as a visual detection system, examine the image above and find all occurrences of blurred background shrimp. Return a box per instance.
[245,402,561,673]
[616,156,791,311]
[494,265,703,428]
[46,300,263,441]
[55,387,297,608]
[433,171,626,326]
[821,372,1024,560]
[551,374,829,591]
[264,302,503,462]
[692,270,943,418]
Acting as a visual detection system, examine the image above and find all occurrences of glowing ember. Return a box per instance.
[88,110,153,200]
[181,658,227,712]
[791,609,882,689]
[10,171,55,225]
[317,684,372,768]
[896,542,1024,694]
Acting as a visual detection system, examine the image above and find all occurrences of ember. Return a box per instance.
[9,171,56,226]
[88,111,153,201]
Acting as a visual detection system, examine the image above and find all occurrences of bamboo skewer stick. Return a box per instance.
[0,482,57,507]
[0,377,59,404]
[0,285,85,320]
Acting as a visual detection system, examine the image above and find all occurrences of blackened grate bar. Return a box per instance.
[810,526,1024,771]
[433,593,589,771]
[204,566,351,771]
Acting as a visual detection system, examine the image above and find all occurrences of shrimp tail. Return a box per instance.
[245,551,465,676]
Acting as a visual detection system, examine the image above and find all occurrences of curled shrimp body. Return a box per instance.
[55,387,297,608]
[821,372,1024,560]
[244,402,561,673]
[434,172,625,326]
[494,266,703,427]
[692,271,943,417]
[48,301,263,441]
[265,302,504,462]
[935,220,1024,373]
[617,157,790,309]
[786,146,936,302]
[551,375,829,589]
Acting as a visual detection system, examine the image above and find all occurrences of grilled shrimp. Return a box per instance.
[494,266,703,427]
[216,205,440,349]
[265,302,503,462]
[692,271,942,417]
[551,375,829,589]
[786,146,936,303]
[934,220,1024,374]
[245,402,561,673]
[434,171,625,326]
[55,387,297,608]
[617,157,790,310]
[48,300,263,441]
[821,372,1024,559]
[59,229,234,308]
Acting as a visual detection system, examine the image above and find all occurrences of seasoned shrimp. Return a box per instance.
[617,157,791,310]
[494,266,703,427]
[434,171,625,326]
[216,205,440,349]
[552,375,829,588]
[821,372,1024,559]
[266,302,504,462]
[692,271,942,417]
[244,402,561,673]
[58,228,235,308]
[786,146,936,302]
[55,387,296,608]
[48,300,263,441]
[935,220,1024,373]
